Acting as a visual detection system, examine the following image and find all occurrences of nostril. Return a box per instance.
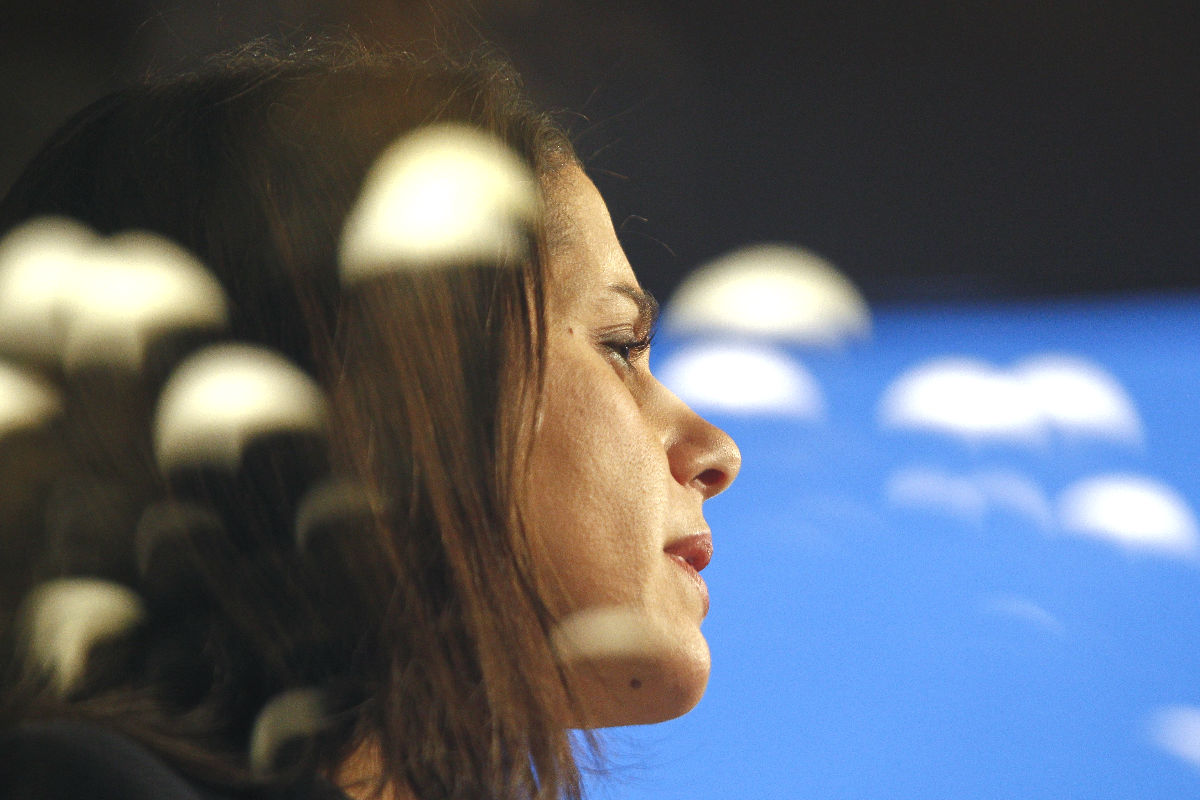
[694,468,726,495]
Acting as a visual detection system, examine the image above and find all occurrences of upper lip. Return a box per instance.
[664,532,713,572]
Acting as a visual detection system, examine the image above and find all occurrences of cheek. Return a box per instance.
[524,353,669,610]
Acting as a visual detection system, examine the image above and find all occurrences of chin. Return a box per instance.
[553,606,712,728]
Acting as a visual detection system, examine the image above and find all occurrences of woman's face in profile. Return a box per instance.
[525,166,741,727]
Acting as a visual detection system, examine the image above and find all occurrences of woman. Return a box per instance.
[0,37,739,800]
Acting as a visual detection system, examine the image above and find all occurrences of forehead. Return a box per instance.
[541,166,638,301]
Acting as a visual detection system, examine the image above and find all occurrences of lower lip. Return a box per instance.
[668,554,710,616]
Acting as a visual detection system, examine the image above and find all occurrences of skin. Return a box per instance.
[337,165,740,798]
[528,165,741,727]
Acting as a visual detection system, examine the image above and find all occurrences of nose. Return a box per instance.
[659,390,741,499]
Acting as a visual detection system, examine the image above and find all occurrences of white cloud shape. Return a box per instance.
[0,359,60,437]
[18,578,146,695]
[885,466,988,523]
[294,477,379,551]
[551,606,666,664]
[885,466,1052,529]
[0,217,228,371]
[878,354,1142,445]
[974,470,1057,529]
[981,595,1065,635]
[249,687,330,776]
[663,243,870,345]
[1057,474,1199,559]
[154,344,327,472]
[339,123,537,280]
[657,342,824,416]
[1149,705,1200,768]
[1013,354,1143,442]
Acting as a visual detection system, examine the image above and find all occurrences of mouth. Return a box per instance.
[664,533,712,615]
[664,532,713,572]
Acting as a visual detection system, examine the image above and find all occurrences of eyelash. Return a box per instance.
[603,330,655,367]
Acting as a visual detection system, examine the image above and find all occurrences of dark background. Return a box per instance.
[2,0,1196,305]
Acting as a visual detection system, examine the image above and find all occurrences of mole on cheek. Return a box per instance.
[629,678,642,689]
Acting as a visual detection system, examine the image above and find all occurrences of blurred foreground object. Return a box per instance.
[664,243,870,345]
[339,123,538,280]
[0,217,228,372]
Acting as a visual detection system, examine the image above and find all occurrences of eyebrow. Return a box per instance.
[608,283,660,331]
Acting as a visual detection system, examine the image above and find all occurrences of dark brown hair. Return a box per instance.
[0,37,588,800]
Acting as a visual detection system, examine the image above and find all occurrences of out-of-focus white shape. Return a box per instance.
[981,595,1065,635]
[879,357,1043,442]
[974,469,1054,530]
[18,578,146,694]
[0,360,60,436]
[884,466,987,523]
[154,344,326,472]
[294,477,377,549]
[551,607,667,664]
[657,342,824,416]
[0,217,95,361]
[885,466,1053,529]
[0,217,228,370]
[248,687,328,776]
[60,232,227,371]
[1150,706,1200,768]
[1058,474,1199,559]
[1014,354,1143,444]
[339,123,537,280]
[879,353,1144,447]
[664,243,870,345]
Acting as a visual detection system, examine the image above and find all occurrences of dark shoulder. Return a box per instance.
[0,719,226,800]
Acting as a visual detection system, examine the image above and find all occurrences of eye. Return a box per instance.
[601,330,654,369]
